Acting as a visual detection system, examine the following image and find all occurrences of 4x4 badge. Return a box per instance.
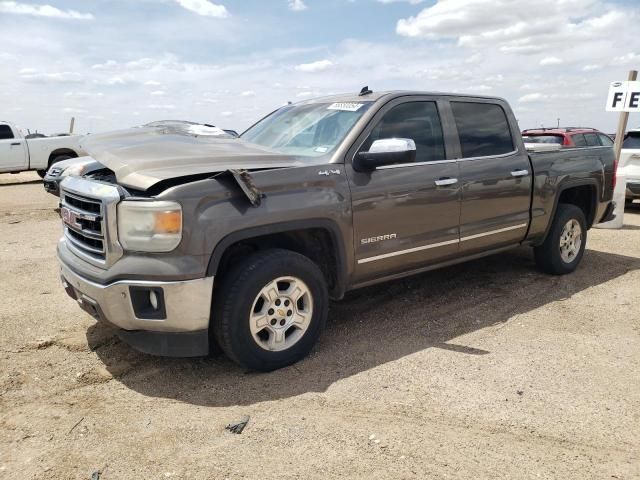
[318,169,341,176]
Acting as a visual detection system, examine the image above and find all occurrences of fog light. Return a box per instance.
[149,290,158,310]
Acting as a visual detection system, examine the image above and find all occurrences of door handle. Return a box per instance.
[435,177,458,186]
[511,169,529,177]
[10,142,21,146]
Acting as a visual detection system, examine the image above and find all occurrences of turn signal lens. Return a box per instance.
[154,210,182,234]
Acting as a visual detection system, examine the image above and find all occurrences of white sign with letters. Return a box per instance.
[606,81,640,112]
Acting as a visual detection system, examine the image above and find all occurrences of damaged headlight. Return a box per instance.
[117,200,182,252]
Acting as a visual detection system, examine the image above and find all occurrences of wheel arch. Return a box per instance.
[207,219,348,299]
[538,179,599,245]
[48,148,79,167]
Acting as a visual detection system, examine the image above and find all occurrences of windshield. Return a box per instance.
[241,102,373,157]
[522,134,563,144]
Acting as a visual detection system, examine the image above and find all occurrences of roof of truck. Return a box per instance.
[296,90,504,105]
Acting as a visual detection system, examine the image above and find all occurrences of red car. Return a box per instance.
[522,127,614,147]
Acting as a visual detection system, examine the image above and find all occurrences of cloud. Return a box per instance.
[20,71,83,83]
[0,1,93,19]
[582,64,602,72]
[63,107,87,114]
[240,90,256,97]
[614,52,640,64]
[296,90,322,98]
[295,59,334,72]
[147,104,177,110]
[518,93,548,103]
[221,111,233,117]
[395,0,627,56]
[150,90,167,96]
[173,0,228,18]
[539,56,562,66]
[288,0,307,11]
[378,0,425,4]
[144,80,162,86]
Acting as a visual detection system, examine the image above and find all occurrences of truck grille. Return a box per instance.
[59,176,123,268]
[61,191,106,260]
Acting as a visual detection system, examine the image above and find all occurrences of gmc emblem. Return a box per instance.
[61,206,82,230]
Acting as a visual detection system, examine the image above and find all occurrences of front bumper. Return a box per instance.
[60,261,213,356]
[43,177,60,196]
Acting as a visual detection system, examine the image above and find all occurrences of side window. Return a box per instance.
[362,102,446,163]
[450,102,514,158]
[584,133,600,146]
[572,134,587,147]
[598,134,614,146]
[0,125,14,140]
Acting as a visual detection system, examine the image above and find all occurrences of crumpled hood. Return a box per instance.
[80,125,307,190]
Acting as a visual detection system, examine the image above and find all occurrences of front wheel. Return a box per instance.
[213,249,328,371]
[534,203,587,275]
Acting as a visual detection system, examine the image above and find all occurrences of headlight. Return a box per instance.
[117,200,182,252]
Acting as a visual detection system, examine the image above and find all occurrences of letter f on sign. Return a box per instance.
[612,92,624,108]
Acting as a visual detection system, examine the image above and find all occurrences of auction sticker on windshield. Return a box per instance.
[327,102,364,111]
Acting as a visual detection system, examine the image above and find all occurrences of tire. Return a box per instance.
[213,248,328,371]
[50,154,73,167]
[534,203,587,275]
[38,155,74,179]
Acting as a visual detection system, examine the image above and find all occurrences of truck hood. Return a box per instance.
[80,125,307,191]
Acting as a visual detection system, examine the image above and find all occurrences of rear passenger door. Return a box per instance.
[446,100,532,254]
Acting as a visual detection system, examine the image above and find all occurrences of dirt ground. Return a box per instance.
[1,171,639,480]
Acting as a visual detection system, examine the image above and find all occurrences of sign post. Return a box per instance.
[598,70,639,229]
[610,70,639,162]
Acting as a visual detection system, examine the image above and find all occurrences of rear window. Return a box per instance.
[623,132,640,149]
[450,102,514,158]
[598,134,614,146]
[0,125,14,140]
[522,135,563,144]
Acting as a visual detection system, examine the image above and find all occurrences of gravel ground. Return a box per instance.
[1,172,639,480]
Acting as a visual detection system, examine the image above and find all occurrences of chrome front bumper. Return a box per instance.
[60,262,214,333]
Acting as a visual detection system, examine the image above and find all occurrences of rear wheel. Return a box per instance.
[534,203,587,275]
[213,249,328,371]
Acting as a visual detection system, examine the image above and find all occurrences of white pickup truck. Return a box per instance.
[0,121,86,177]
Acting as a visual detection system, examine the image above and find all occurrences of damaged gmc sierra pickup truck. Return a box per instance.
[57,90,616,371]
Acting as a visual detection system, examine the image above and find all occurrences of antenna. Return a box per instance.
[359,86,373,96]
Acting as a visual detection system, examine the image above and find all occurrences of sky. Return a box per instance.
[0,0,639,135]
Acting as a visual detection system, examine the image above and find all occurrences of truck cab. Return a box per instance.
[0,120,86,175]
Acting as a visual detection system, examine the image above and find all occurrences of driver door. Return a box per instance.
[346,97,461,283]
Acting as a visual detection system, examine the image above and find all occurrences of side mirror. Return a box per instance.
[353,138,416,172]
